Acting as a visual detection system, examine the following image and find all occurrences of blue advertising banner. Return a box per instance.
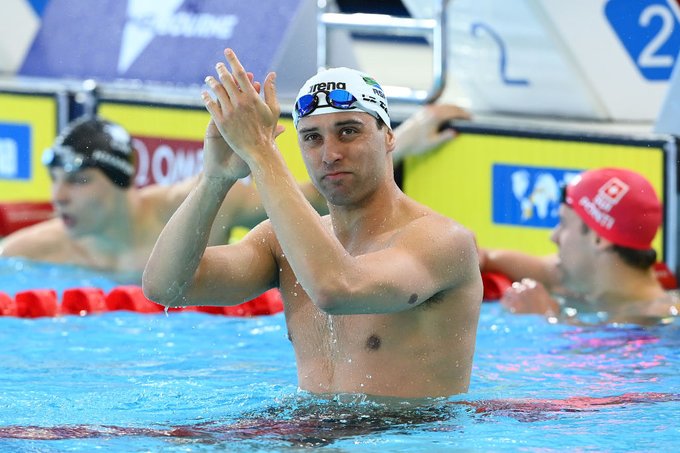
[19,0,303,86]
[491,164,582,229]
[0,123,31,181]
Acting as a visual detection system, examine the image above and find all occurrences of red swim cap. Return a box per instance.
[564,168,662,250]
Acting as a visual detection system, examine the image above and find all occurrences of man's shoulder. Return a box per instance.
[404,202,474,244]
[0,219,68,257]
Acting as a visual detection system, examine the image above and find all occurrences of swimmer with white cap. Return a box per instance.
[0,89,470,284]
[144,48,483,401]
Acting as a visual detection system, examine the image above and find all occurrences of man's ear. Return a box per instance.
[385,127,396,153]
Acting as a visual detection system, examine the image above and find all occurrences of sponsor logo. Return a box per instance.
[0,123,31,180]
[492,164,581,228]
[360,94,387,113]
[575,177,629,230]
[91,150,135,176]
[132,136,204,187]
[361,76,381,88]
[118,0,239,74]
[577,196,616,230]
[596,177,629,209]
[308,81,346,93]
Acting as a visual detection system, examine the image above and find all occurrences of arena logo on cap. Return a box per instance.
[307,81,346,93]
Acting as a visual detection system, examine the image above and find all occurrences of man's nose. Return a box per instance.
[549,225,560,245]
[321,140,343,165]
[52,181,70,205]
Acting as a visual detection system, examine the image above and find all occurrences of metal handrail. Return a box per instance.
[316,0,449,104]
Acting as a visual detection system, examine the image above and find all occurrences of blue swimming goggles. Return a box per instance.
[294,89,360,119]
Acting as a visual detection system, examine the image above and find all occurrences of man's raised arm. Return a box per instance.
[142,119,250,306]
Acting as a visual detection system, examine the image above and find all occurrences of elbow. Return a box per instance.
[312,279,355,315]
[315,293,343,315]
[142,273,184,308]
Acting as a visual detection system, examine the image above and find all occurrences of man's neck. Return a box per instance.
[329,182,403,244]
[84,192,140,253]
[588,263,666,311]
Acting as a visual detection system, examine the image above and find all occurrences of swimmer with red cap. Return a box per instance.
[480,167,678,325]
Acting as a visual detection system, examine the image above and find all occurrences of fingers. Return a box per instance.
[263,72,280,119]
[434,103,472,121]
[224,48,255,96]
[247,72,262,94]
[204,74,230,116]
[274,123,286,138]
[432,128,457,148]
[201,89,221,119]
[216,62,240,103]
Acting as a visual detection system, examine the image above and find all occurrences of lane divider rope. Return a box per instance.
[0,286,284,318]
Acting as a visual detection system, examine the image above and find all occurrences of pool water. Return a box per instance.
[0,258,678,451]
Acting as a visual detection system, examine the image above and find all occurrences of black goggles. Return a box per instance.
[42,146,91,173]
[294,89,358,119]
[560,184,572,206]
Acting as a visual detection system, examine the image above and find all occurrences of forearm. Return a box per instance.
[248,150,350,303]
[143,175,237,306]
[481,249,556,288]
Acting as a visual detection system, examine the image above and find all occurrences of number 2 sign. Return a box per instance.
[606,0,680,80]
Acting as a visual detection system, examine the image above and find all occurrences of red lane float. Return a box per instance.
[105,286,166,313]
[0,292,17,316]
[15,289,58,318]
[61,288,108,315]
[0,286,285,318]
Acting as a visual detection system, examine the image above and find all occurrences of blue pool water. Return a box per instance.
[0,258,678,451]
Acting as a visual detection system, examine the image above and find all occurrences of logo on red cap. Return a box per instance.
[599,177,629,206]
[566,168,662,250]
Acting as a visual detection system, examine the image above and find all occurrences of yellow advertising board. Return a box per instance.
[403,129,667,258]
[0,92,58,202]
[97,102,309,184]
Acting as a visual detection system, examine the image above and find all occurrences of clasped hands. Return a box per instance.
[201,48,283,180]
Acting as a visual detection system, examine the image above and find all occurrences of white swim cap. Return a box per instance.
[293,67,391,129]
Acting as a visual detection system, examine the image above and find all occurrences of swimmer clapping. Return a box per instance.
[143,49,482,399]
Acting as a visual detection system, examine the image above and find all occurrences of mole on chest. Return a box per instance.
[365,334,381,351]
